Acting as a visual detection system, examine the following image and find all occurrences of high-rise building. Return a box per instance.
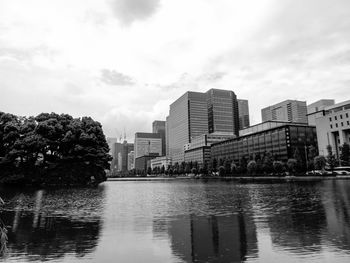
[206,89,240,136]
[314,100,350,157]
[167,91,208,163]
[165,115,170,157]
[307,99,335,125]
[261,100,308,124]
[152,120,166,156]
[134,132,162,160]
[238,99,250,130]
[127,151,134,170]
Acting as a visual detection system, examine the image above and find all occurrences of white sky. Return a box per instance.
[1,0,350,140]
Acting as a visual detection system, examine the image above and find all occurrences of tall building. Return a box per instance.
[152,120,166,156]
[314,100,350,157]
[307,99,335,126]
[261,100,308,124]
[165,115,170,157]
[134,132,162,159]
[206,89,240,136]
[167,91,208,163]
[238,99,250,130]
[127,151,134,170]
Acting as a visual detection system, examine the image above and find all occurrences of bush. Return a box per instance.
[218,166,225,177]
[247,160,257,175]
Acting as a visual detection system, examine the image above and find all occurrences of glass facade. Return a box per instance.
[211,124,317,163]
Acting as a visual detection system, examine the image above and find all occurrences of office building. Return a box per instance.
[134,153,159,173]
[167,91,208,163]
[261,100,308,124]
[206,89,240,136]
[152,120,166,156]
[211,121,318,163]
[307,99,335,125]
[238,99,250,130]
[134,132,162,160]
[165,116,170,157]
[150,156,172,170]
[127,151,134,170]
[314,100,350,157]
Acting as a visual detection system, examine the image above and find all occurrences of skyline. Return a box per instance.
[1,0,350,141]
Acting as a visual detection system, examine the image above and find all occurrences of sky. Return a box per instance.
[1,0,350,141]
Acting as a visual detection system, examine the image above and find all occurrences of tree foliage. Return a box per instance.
[340,143,350,166]
[0,111,111,186]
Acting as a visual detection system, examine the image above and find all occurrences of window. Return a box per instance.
[335,116,338,120]
[340,114,343,119]
[330,124,333,129]
[347,121,350,125]
[341,122,344,126]
[346,113,349,118]
[336,123,338,128]
[329,117,332,121]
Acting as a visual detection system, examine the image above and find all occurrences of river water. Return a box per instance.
[0,180,349,263]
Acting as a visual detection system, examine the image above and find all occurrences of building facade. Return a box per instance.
[206,89,240,136]
[314,100,350,157]
[150,156,172,170]
[307,99,335,126]
[128,151,134,170]
[134,132,162,160]
[261,100,308,124]
[152,120,166,156]
[135,154,159,173]
[238,99,250,130]
[211,121,318,164]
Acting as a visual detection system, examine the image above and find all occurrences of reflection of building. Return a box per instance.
[314,100,350,157]
[238,99,250,130]
[262,100,308,124]
[307,99,335,125]
[152,120,166,156]
[211,121,318,163]
[150,156,172,170]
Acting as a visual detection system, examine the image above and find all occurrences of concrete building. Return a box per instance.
[238,99,250,130]
[150,156,172,170]
[206,89,240,136]
[307,99,335,125]
[152,120,166,156]
[314,100,350,157]
[261,100,308,124]
[134,132,162,160]
[211,121,318,164]
[167,91,208,163]
[127,151,134,170]
[134,153,159,173]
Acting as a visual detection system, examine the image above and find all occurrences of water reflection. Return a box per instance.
[0,187,105,262]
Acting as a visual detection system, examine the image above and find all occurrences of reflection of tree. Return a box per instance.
[0,187,105,261]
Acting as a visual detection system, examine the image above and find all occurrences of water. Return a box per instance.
[0,180,349,262]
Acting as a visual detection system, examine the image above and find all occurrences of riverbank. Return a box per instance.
[107,175,350,182]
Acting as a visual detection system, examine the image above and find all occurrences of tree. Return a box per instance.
[147,167,153,175]
[273,161,284,175]
[160,165,165,174]
[340,143,350,166]
[191,168,198,175]
[231,162,237,176]
[314,156,326,170]
[247,160,257,175]
[239,156,248,174]
[326,145,338,171]
[262,152,274,174]
[287,159,297,175]
[218,166,225,177]
[211,158,218,173]
[185,162,191,174]
[224,159,232,176]
[293,148,304,172]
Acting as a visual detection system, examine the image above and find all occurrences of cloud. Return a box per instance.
[100,69,135,86]
[109,0,161,25]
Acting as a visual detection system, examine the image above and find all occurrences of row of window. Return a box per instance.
[330,120,350,129]
[329,112,349,122]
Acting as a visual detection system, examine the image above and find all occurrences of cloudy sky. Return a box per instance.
[1,0,350,140]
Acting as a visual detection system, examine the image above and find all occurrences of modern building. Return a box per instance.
[150,156,172,170]
[261,100,308,124]
[314,100,350,157]
[184,132,236,167]
[134,132,162,160]
[165,115,170,157]
[307,99,335,125]
[127,151,134,170]
[108,140,134,173]
[167,89,240,163]
[206,89,240,136]
[167,91,208,163]
[152,120,166,156]
[238,99,250,130]
[134,153,159,173]
[211,121,318,164]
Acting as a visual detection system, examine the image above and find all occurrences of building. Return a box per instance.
[261,100,308,124]
[167,91,208,163]
[314,100,350,157]
[127,151,134,170]
[134,132,162,160]
[152,120,166,156]
[134,153,159,173]
[307,99,335,126]
[167,89,240,163]
[211,121,318,164]
[184,132,236,167]
[206,89,240,136]
[238,99,250,130]
[150,156,172,170]
[165,115,170,157]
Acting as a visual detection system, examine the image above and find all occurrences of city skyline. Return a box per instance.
[1,0,350,141]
